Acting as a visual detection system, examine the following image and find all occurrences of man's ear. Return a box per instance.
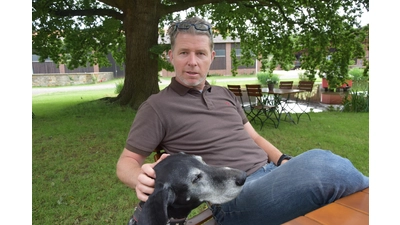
[139,186,176,225]
[211,50,216,62]
[168,49,174,65]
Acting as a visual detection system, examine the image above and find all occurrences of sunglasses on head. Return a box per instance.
[174,22,212,35]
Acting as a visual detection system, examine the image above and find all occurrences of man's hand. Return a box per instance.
[135,153,170,201]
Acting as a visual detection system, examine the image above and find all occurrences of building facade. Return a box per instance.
[32,35,368,77]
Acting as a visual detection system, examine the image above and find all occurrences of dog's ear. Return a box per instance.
[139,186,175,225]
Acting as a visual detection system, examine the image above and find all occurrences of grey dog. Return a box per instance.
[135,152,247,225]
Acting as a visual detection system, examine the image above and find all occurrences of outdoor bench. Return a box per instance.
[282,187,369,225]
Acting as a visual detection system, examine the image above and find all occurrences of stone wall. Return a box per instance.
[32,72,114,87]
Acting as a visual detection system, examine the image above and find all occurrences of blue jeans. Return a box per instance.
[210,149,369,225]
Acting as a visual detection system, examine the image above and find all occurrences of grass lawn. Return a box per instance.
[32,78,368,224]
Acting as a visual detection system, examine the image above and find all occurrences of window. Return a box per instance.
[210,43,226,70]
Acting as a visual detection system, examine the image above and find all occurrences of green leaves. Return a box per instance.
[199,1,368,84]
[33,0,124,69]
[32,0,368,107]
[33,0,368,73]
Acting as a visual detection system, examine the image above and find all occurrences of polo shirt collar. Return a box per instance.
[170,77,212,95]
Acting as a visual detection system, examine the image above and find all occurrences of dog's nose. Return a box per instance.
[235,171,247,186]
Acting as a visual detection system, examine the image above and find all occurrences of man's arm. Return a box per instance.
[116,148,170,201]
[243,122,289,165]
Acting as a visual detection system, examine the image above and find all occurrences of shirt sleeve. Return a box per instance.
[124,101,165,156]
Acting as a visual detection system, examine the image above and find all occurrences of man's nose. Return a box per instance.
[187,53,198,66]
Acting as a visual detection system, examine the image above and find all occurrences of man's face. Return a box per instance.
[168,33,215,90]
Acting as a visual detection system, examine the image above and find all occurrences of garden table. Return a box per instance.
[261,88,304,128]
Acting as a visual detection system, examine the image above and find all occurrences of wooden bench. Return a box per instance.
[283,187,369,225]
[153,150,369,225]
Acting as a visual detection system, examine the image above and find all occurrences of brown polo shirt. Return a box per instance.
[125,77,269,175]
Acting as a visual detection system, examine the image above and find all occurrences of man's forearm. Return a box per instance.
[243,122,284,165]
[254,135,283,165]
[116,155,143,190]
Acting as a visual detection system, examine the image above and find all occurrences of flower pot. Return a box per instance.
[267,83,274,92]
[320,92,345,104]
[322,78,352,91]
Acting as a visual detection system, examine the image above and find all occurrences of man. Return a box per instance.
[116,16,369,225]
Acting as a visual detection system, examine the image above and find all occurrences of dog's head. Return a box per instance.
[139,152,247,225]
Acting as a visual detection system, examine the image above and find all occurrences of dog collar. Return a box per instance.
[167,217,187,225]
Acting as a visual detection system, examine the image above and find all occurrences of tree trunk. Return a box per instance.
[116,0,161,109]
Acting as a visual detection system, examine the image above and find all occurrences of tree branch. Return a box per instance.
[160,0,251,15]
[54,8,124,20]
[99,0,122,9]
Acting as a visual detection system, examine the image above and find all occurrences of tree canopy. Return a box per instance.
[32,0,369,108]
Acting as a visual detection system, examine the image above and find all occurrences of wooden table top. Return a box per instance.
[261,88,304,95]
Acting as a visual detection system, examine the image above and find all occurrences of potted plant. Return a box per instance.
[257,72,280,91]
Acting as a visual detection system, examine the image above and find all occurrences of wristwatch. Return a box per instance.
[277,154,292,166]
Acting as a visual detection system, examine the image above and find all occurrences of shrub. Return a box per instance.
[114,80,124,94]
[298,70,315,81]
[342,90,369,112]
[346,69,369,111]
[297,71,307,81]
[349,68,367,81]
[257,72,280,85]
[348,68,369,91]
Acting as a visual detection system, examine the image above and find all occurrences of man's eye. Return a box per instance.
[192,174,202,183]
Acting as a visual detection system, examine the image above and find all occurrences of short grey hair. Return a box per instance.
[167,16,214,51]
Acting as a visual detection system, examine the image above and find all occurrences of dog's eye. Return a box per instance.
[192,174,202,184]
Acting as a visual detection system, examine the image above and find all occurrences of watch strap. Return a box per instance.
[277,154,292,166]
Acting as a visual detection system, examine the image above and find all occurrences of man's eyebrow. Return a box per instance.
[176,47,208,52]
